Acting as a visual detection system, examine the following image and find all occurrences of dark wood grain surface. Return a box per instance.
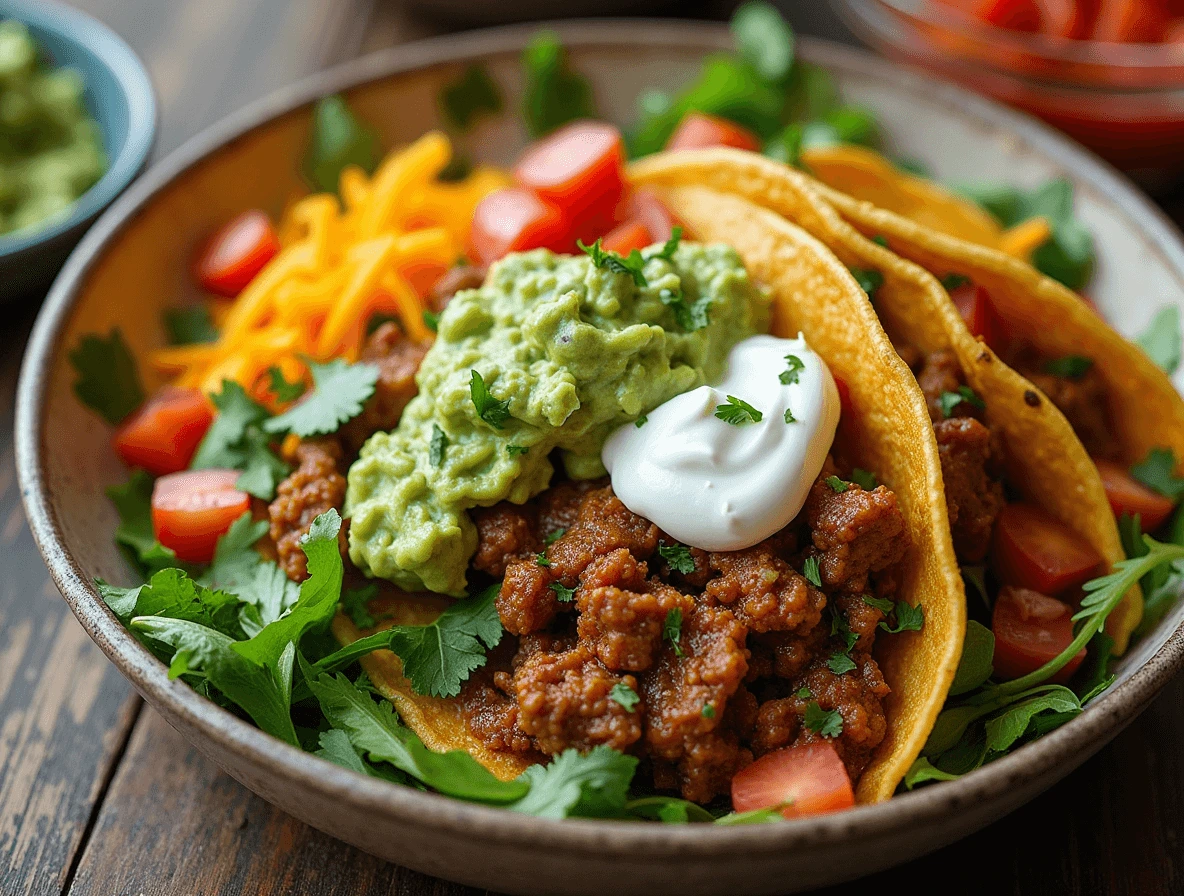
[3,2,1183,894]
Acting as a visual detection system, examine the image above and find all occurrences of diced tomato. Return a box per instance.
[630,188,681,244]
[1094,459,1176,531]
[992,585,1086,683]
[731,742,855,819]
[1091,0,1171,42]
[193,209,280,298]
[949,282,1006,349]
[113,388,214,476]
[151,469,250,563]
[976,0,1043,31]
[666,112,762,153]
[601,219,652,255]
[514,121,626,227]
[991,503,1103,596]
[468,188,571,266]
[833,374,854,419]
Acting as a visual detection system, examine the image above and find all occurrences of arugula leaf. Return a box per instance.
[803,556,822,588]
[303,94,380,193]
[509,746,637,819]
[107,470,177,574]
[69,329,145,424]
[731,1,794,83]
[190,380,290,500]
[982,686,1081,752]
[1075,632,1115,704]
[429,424,448,467]
[439,63,503,131]
[658,542,696,575]
[903,756,963,790]
[387,584,503,698]
[804,701,843,737]
[267,366,306,403]
[315,727,369,774]
[305,666,526,802]
[949,619,995,696]
[658,287,711,332]
[609,682,640,711]
[714,395,762,425]
[578,238,648,287]
[521,31,595,138]
[165,307,217,346]
[663,607,685,657]
[341,583,379,629]
[850,468,878,490]
[714,807,786,825]
[469,369,511,429]
[779,354,805,385]
[99,567,243,637]
[1042,356,1094,379]
[264,359,379,438]
[938,385,986,418]
[1137,306,1181,375]
[1130,448,1184,500]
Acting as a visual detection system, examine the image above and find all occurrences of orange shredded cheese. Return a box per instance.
[152,131,508,399]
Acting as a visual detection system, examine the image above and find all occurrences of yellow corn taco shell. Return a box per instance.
[630,149,1140,652]
[642,184,965,803]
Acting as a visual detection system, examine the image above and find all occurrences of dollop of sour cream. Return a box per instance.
[602,334,840,552]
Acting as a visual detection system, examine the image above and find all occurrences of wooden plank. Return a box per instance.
[0,313,142,896]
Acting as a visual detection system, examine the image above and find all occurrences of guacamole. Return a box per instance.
[0,20,107,236]
[346,243,771,594]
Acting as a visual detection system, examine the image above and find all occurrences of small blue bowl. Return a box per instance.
[0,0,155,301]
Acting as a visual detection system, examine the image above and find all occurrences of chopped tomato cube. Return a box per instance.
[992,585,1086,683]
[991,503,1103,596]
[601,219,652,255]
[833,374,854,419]
[1095,458,1176,531]
[1091,0,1170,42]
[468,188,570,266]
[976,0,1043,31]
[629,188,682,244]
[152,469,250,563]
[666,112,762,153]
[949,282,1006,349]
[113,387,214,476]
[193,209,280,298]
[514,120,626,225]
[731,742,855,819]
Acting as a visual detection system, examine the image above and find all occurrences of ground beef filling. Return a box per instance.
[461,473,909,803]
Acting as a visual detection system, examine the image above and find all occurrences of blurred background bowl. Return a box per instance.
[0,0,155,302]
[832,0,1184,189]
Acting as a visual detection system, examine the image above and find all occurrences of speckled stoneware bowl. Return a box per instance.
[15,21,1184,896]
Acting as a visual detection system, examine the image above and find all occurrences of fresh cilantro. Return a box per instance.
[714,395,762,425]
[731,1,794,83]
[507,444,529,457]
[267,366,306,403]
[871,234,889,247]
[714,806,787,825]
[423,310,439,333]
[1137,306,1182,375]
[701,703,715,719]
[545,528,566,545]
[190,380,289,500]
[536,553,551,568]
[764,123,804,168]
[827,653,857,675]
[1042,356,1094,379]
[264,358,379,438]
[779,354,805,385]
[634,415,648,428]
[101,567,243,638]
[646,226,683,261]
[439,63,503,130]
[578,238,648,287]
[624,796,715,824]
[164,306,217,345]
[550,582,576,603]
[804,701,843,738]
[610,682,640,712]
[784,408,796,423]
[302,94,379,193]
[1131,448,1184,500]
[940,273,970,292]
[862,594,895,614]
[825,475,847,493]
[849,266,883,299]
[879,600,924,633]
[429,424,448,467]
[387,584,504,698]
[469,369,511,429]
[830,606,857,652]
[521,31,595,138]
[663,607,685,658]
[510,747,638,819]
[850,468,878,490]
[69,328,144,424]
[341,583,379,629]
[314,728,371,776]
[658,287,711,332]
[201,512,298,634]
[803,556,822,588]
[795,687,812,699]
[107,470,176,574]
[658,542,696,575]
[938,385,985,419]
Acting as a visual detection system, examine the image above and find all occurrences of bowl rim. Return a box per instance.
[0,0,157,256]
[16,18,1184,859]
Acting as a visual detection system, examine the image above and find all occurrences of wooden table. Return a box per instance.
[4,2,1184,893]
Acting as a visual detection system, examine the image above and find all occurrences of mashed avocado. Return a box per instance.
[346,243,770,594]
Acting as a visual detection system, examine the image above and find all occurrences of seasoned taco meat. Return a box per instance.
[269,438,346,581]
[805,478,909,592]
[338,322,428,454]
[1019,363,1116,459]
[934,416,1005,562]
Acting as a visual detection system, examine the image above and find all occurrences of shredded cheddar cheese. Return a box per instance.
[154,132,508,400]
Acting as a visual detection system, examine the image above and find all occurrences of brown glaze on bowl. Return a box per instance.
[15,21,1184,895]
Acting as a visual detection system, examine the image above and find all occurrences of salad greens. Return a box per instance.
[1137,306,1183,375]
[303,94,380,193]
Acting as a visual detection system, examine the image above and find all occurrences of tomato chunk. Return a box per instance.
[976,0,1043,31]
[629,188,681,244]
[992,585,1086,683]
[514,120,626,224]
[666,112,762,153]
[468,188,570,266]
[194,209,280,298]
[731,742,855,819]
[601,219,652,255]
[114,387,214,476]
[1091,0,1170,42]
[949,282,1006,350]
[1095,459,1176,531]
[991,503,1103,596]
[152,469,250,563]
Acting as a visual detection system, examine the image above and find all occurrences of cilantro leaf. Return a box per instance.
[779,354,805,385]
[107,470,177,574]
[1042,356,1093,379]
[1137,306,1181,375]
[264,359,379,438]
[200,512,299,634]
[550,582,576,603]
[69,329,144,424]
[423,309,439,332]
[658,542,696,575]
[850,468,878,490]
[849,266,883,300]
[387,584,503,698]
[827,653,857,675]
[469,369,511,429]
[803,556,822,588]
[625,795,715,824]
[535,552,551,568]
[804,701,843,737]
[663,607,685,657]
[429,424,448,467]
[1131,448,1184,500]
[578,238,648,287]
[731,0,794,83]
[634,415,648,428]
[714,395,762,425]
[783,407,796,424]
[303,94,379,193]
[645,226,683,261]
[545,528,566,545]
[983,686,1081,753]
[341,584,379,629]
[507,444,529,457]
[439,63,503,130]
[267,366,306,402]
[658,287,711,332]
[701,703,715,719]
[938,385,985,418]
[609,682,640,711]
[879,600,924,633]
[521,31,595,138]
[165,307,217,346]
[862,594,895,614]
[940,273,970,292]
[796,687,812,699]
[509,746,637,819]
[190,380,289,500]
[825,475,847,493]
[314,727,369,774]
[830,605,857,651]
[101,567,244,638]
[949,619,995,696]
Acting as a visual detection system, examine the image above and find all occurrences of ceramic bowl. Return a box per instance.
[15,20,1184,896]
[0,0,155,301]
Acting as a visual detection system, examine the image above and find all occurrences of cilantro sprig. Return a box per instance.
[469,369,511,429]
[714,395,763,425]
[69,328,145,425]
[578,238,648,287]
[1137,306,1181,375]
[938,386,985,419]
[190,380,290,500]
[264,358,379,438]
[779,354,805,385]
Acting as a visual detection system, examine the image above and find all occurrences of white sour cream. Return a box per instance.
[602,334,840,551]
